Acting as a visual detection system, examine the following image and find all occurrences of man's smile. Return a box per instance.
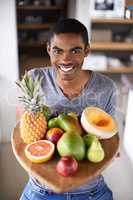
[58,65,75,73]
[60,66,73,72]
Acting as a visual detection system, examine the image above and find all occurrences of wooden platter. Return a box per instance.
[11,123,119,193]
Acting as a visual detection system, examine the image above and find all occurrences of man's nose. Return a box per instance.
[62,52,71,63]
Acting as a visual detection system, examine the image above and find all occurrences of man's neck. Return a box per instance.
[56,70,90,99]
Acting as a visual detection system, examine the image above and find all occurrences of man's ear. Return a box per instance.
[84,44,90,57]
[46,42,51,55]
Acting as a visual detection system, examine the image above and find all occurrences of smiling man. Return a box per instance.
[20,18,117,200]
[47,21,90,100]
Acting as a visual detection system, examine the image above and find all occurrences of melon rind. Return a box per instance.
[25,140,55,163]
[81,107,118,139]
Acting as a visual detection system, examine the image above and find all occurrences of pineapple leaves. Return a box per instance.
[33,75,43,97]
[27,75,34,96]
[41,105,52,121]
[22,73,34,98]
[16,73,44,113]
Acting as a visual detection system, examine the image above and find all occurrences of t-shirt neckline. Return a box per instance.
[52,67,96,102]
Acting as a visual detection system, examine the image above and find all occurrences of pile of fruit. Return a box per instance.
[16,73,118,177]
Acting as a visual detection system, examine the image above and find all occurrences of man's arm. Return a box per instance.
[16,104,25,122]
[105,85,120,157]
[105,83,118,118]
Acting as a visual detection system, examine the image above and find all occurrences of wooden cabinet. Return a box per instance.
[90,18,133,74]
[16,0,68,76]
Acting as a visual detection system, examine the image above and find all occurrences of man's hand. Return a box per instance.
[16,104,25,122]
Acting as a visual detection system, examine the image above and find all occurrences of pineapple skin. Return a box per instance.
[20,111,47,144]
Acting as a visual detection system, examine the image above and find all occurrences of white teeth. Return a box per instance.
[60,66,73,72]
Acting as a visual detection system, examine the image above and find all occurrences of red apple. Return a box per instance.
[46,128,64,144]
[56,156,78,177]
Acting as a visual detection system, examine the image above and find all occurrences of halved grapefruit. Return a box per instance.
[25,140,55,163]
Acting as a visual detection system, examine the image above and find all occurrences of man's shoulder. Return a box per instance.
[27,66,54,78]
[94,71,116,90]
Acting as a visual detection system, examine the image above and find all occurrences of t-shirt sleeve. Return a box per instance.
[105,83,118,117]
[27,68,44,80]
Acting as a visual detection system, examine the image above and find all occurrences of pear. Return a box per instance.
[87,138,105,163]
[57,132,85,161]
[57,114,83,135]
[67,112,78,120]
[83,133,97,147]
[48,117,59,129]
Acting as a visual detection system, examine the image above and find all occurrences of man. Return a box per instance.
[20,18,116,200]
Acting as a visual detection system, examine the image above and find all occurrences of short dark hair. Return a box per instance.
[48,18,89,47]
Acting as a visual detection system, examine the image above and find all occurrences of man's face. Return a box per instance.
[47,33,90,81]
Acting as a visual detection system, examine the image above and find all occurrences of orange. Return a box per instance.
[25,140,55,163]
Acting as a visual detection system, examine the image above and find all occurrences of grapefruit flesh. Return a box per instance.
[25,140,55,163]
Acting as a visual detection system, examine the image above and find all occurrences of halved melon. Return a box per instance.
[81,107,118,139]
[25,140,55,163]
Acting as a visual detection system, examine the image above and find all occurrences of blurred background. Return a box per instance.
[0,0,133,199]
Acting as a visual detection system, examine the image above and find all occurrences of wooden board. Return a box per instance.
[11,123,119,193]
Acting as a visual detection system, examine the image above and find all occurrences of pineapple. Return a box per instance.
[16,73,47,144]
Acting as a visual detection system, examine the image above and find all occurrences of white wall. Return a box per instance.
[68,0,91,37]
[0,0,19,142]
[123,90,133,163]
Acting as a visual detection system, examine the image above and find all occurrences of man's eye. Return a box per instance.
[71,49,82,54]
[53,49,62,55]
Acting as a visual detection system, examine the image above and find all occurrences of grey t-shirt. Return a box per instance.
[29,66,117,192]
[29,67,117,117]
